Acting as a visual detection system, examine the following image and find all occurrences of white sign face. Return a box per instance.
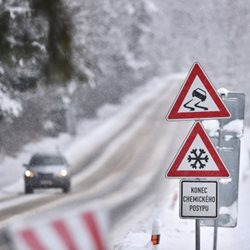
[180,180,218,219]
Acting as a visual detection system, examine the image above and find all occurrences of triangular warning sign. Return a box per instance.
[166,122,230,178]
[167,63,231,120]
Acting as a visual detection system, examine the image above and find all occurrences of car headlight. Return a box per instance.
[25,170,34,178]
[59,169,68,177]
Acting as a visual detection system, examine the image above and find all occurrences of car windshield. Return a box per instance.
[29,155,64,166]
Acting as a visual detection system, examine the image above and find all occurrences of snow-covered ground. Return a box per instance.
[115,128,250,250]
[109,104,250,249]
[0,73,249,250]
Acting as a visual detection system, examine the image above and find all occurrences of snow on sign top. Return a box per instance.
[167,63,231,120]
[166,122,230,178]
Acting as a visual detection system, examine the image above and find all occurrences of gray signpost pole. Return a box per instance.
[213,97,224,250]
[213,211,218,250]
[213,94,225,250]
[195,118,201,250]
[213,121,222,250]
[196,219,201,250]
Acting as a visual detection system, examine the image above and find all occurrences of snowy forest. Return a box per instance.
[0,0,249,155]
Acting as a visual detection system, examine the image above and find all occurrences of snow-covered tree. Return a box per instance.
[0,0,77,119]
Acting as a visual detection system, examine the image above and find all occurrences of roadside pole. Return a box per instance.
[151,220,161,249]
[212,118,223,250]
[213,100,225,250]
[213,217,218,250]
[195,118,200,250]
[180,180,218,250]
[196,219,201,250]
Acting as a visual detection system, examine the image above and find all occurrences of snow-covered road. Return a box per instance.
[0,74,186,248]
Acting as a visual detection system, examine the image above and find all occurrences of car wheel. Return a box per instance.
[25,185,33,194]
[62,183,71,193]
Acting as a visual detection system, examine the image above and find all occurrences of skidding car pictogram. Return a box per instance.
[184,88,209,111]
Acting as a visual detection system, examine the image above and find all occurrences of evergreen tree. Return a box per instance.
[29,0,75,84]
[0,0,76,92]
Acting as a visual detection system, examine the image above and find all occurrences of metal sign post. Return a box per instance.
[196,219,201,250]
[201,137,241,228]
[213,118,223,250]
[201,92,245,250]
[213,104,224,250]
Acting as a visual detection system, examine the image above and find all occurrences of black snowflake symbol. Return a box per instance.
[187,148,209,169]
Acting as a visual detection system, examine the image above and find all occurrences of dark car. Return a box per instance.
[23,153,71,194]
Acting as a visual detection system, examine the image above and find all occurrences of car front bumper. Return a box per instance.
[25,175,70,188]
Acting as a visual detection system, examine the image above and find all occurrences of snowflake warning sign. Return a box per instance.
[166,63,231,120]
[166,122,230,178]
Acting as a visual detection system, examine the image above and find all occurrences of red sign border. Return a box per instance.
[166,122,230,178]
[167,63,231,120]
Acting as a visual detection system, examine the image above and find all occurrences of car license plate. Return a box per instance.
[40,180,52,185]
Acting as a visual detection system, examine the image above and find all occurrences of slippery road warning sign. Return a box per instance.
[166,122,230,178]
[180,180,218,219]
[167,63,231,120]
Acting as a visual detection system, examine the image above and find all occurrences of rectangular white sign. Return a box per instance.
[180,180,218,219]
